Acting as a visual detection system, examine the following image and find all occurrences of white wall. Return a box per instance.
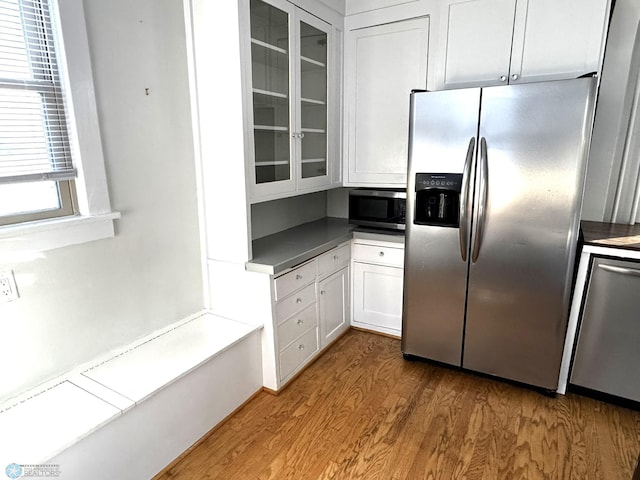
[327,187,351,218]
[320,0,346,15]
[251,192,327,239]
[0,0,203,402]
[582,0,640,223]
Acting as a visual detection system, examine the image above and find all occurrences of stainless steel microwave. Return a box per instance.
[348,189,406,231]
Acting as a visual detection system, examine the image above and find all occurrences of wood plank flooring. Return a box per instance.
[156,330,640,480]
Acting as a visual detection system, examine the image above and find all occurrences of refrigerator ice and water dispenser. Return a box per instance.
[414,173,463,227]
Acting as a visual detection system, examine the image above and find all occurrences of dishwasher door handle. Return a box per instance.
[598,264,640,277]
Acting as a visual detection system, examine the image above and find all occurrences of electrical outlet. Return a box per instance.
[0,270,19,304]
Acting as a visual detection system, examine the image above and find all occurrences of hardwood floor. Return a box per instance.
[156,330,640,479]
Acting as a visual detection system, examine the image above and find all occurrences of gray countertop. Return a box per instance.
[247,218,355,275]
[246,218,404,275]
[581,221,640,251]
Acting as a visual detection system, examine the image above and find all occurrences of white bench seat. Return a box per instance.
[0,313,263,479]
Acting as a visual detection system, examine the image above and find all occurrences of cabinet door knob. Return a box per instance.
[296,274,302,280]
[333,255,339,260]
[511,73,519,81]
[296,298,302,304]
[500,75,507,82]
[297,319,304,325]
[379,251,385,257]
[320,290,326,295]
[298,344,305,350]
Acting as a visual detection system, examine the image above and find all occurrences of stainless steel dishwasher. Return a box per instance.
[570,256,640,402]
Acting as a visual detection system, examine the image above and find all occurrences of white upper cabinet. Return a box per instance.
[247,0,295,198]
[297,11,332,191]
[433,0,610,90]
[436,0,517,88]
[509,0,610,84]
[244,0,338,202]
[344,17,430,186]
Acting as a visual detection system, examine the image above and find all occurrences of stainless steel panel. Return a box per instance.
[571,257,640,402]
[406,88,481,174]
[402,88,481,365]
[463,78,596,389]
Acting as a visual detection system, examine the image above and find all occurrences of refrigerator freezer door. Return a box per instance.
[402,88,481,365]
[463,78,596,389]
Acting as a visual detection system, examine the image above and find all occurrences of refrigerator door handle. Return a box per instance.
[471,137,488,263]
[459,137,475,261]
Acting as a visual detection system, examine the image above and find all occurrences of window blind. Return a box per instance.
[0,0,75,184]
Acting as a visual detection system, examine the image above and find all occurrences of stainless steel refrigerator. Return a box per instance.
[401,78,596,391]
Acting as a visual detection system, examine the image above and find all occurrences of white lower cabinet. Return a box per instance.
[269,242,350,389]
[279,325,320,381]
[351,238,405,337]
[277,302,317,349]
[263,237,406,390]
[319,267,349,347]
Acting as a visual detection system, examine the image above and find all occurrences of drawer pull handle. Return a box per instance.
[379,251,385,257]
[296,274,302,280]
[297,319,304,325]
[296,298,302,304]
[298,344,305,350]
[333,255,339,260]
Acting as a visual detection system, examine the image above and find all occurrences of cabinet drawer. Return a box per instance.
[352,243,404,268]
[274,261,317,301]
[317,244,350,277]
[279,326,319,381]
[277,303,318,349]
[275,283,316,321]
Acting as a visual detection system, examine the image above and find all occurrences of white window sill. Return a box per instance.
[0,212,121,255]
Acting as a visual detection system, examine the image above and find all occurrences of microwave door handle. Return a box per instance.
[471,137,488,263]
[459,137,475,262]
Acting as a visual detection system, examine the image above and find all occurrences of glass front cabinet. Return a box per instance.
[245,0,336,201]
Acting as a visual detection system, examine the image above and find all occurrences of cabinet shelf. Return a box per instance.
[301,158,326,164]
[256,160,290,166]
[255,125,288,131]
[301,55,325,68]
[301,97,325,105]
[301,128,325,134]
[253,88,288,99]
[251,38,287,55]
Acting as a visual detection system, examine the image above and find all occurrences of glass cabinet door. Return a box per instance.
[249,0,291,185]
[298,20,328,181]
[247,0,332,199]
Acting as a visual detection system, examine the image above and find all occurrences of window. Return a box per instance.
[0,0,77,226]
[0,0,118,252]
